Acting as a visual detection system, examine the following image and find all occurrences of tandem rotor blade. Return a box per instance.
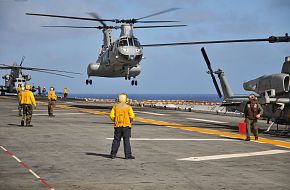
[136,8,180,20]
[87,12,107,27]
[201,47,222,98]
[134,24,187,28]
[20,66,82,75]
[142,34,290,47]
[32,70,74,78]
[42,25,120,29]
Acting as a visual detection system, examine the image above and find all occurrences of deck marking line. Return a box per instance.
[135,111,166,116]
[0,145,55,190]
[186,118,227,124]
[177,149,290,161]
[106,138,237,141]
[39,100,290,149]
[34,113,88,116]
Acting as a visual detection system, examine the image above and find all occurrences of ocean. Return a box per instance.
[69,94,223,102]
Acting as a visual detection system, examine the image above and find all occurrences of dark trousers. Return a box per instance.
[111,127,132,157]
[48,100,56,116]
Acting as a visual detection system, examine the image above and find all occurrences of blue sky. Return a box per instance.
[0,0,289,95]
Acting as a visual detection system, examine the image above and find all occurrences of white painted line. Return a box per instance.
[0,146,7,151]
[34,113,87,116]
[12,155,21,163]
[135,111,166,116]
[13,110,63,112]
[186,118,227,124]
[106,138,237,141]
[29,169,41,179]
[177,150,290,161]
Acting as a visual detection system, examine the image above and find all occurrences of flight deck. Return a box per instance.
[0,96,289,190]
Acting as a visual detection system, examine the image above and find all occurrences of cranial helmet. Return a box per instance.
[118,93,128,103]
[25,84,31,90]
[248,94,257,101]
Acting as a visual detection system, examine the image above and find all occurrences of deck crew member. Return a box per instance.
[109,93,135,159]
[63,87,68,99]
[20,84,36,127]
[17,84,24,116]
[244,94,263,141]
[48,87,57,117]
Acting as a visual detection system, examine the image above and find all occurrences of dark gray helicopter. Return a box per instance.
[0,56,81,95]
[200,47,289,129]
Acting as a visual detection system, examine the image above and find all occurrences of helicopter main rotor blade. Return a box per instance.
[26,13,115,22]
[32,70,74,78]
[20,56,25,66]
[20,66,82,75]
[42,25,120,29]
[26,13,180,24]
[134,24,187,28]
[142,34,290,47]
[136,8,180,20]
[201,47,222,98]
[87,12,107,27]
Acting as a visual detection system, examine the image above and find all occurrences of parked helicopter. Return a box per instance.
[0,56,81,95]
[200,47,290,128]
[26,9,289,86]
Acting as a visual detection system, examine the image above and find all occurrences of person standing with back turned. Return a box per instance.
[110,93,135,159]
[20,84,36,127]
[48,87,57,117]
[244,94,263,141]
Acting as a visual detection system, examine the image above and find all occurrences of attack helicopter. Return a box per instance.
[0,56,81,95]
[200,47,290,128]
[26,10,289,87]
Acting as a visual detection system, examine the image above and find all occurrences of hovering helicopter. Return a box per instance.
[26,9,290,87]
[0,56,81,95]
[26,8,187,86]
[200,47,290,128]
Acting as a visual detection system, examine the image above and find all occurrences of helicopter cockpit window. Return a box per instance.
[133,38,140,47]
[119,39,128,46]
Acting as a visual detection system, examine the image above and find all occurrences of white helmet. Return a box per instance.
[118,93,128,103]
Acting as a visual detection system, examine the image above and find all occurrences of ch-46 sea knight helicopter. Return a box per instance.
[26,8,187,86]
[200,47,290,130]
[0,56,81,95]
[26,9,289,86]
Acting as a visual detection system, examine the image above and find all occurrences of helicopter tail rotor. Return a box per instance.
[201,47,223,98]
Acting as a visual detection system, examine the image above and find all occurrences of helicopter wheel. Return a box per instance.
[89,80,92,85]
[135,80,138,86]
[131,80,134,86]
[86,80,89,85]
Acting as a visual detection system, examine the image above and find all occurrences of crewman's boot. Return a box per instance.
[21,120,24,126]
[255,136,258,140]
[110,154,116,159]
[125,155,135,159]
[245,137,250,141]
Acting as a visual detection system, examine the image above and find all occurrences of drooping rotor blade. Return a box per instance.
[20,56,25,66]
[134,24,187,29]
[142,34,290,47]
[42,25,120,29]
[136,8,180,20]
[32,70,74,78]
[87,12,107,27]
[201,47,222,98]
[20,66,82,75]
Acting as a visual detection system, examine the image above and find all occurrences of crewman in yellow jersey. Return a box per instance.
[109,93,135,159]
[63,87,68,99]
[48,87,57,117]
[17,84,23,116]
[20,84,36,127]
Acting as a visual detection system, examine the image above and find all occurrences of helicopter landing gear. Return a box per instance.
[125,75,131,80]
[86,79,92,85]
[131,80,138,86]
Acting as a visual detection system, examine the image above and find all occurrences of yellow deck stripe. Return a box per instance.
[37,100,290,149]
